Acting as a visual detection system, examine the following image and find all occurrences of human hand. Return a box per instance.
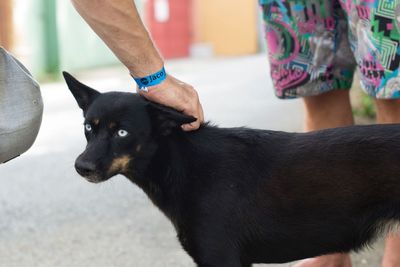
[137,75,204,131]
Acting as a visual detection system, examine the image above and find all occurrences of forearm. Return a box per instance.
[71,0,163,77]
[71,0,204,131]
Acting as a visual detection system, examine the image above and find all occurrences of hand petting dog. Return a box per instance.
[137,74,204,132]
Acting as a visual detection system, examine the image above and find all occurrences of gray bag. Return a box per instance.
[0,47,43,163]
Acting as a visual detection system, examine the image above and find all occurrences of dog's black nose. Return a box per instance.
[75,160,96,177]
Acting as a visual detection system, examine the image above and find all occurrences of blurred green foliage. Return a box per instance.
[353,94,376,119]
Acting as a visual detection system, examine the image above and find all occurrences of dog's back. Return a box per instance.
[163,124,400,264]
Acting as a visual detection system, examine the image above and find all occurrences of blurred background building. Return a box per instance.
[0,0,265,80]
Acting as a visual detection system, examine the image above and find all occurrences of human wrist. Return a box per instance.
[131,65,167,91]
[128,53,164,77]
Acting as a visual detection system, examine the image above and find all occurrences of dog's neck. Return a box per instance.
[126,130,194,226]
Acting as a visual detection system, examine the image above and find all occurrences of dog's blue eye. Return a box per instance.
[117,129,128,137]
[85,124,92,132]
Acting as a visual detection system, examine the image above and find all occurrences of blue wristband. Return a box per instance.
[132,67,167,91]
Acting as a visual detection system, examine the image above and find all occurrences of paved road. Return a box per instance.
[0,55,385,267]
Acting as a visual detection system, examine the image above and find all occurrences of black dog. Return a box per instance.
[64,71,400,267]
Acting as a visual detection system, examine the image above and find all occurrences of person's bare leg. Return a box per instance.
[375,99,400,267]
[303,90,354,131]
[381,234,400,267]
[375,99,400,124]
[294,90,354,267]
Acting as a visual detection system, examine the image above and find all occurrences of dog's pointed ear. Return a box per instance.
[62,71,100,111]
[146,102,197,136]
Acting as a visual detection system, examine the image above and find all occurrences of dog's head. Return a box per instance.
[63,72,196,183]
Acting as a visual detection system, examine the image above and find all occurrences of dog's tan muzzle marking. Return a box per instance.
[108,155,131,174]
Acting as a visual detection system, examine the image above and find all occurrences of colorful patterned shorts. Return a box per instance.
[260,0,400,99]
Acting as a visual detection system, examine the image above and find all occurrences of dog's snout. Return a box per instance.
[75,159,96,177]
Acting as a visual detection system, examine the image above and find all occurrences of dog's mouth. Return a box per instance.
[84,175,104,184]
[74,160,110,183]
[77,172,109,184]
[74,156,127,184]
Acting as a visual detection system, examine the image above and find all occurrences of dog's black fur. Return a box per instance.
[64,72,400,267]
